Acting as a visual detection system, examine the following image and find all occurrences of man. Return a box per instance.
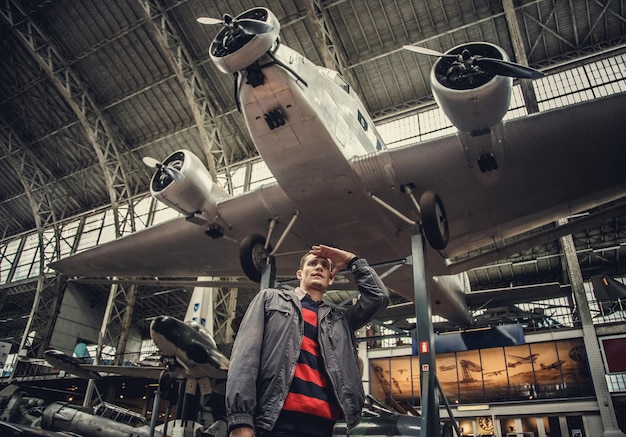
[226,245,389,437]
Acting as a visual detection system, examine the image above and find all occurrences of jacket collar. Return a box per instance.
[295,287,325,305]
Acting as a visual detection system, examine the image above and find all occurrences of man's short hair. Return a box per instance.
[299,252,334,272]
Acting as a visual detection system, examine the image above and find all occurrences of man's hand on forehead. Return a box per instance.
[309,245,356,277]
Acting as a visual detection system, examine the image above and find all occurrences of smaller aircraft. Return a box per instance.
[484,369,506,377]
[0,385,46,427]
[44,288,229,396]
[42,349,105,381]
[43,287,229,435]
[41,400,160,437]
[472,305,563,329]
[149,315,229,396]
[438,364,457,372]
[540,360,565,371]
[332,395,422,437]
[506,354,539,368]
[590,274,626,316]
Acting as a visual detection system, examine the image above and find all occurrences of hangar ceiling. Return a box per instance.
[0,0,625,345]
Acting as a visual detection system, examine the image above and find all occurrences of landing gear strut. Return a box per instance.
[239,213,299,283]
[239,234,272,283]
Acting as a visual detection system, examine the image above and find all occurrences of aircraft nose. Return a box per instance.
[150,315,174,333]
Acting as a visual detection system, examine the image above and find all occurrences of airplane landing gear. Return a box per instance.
[239,213,298,284]
[239,234,272,283]
[419,191,449,251]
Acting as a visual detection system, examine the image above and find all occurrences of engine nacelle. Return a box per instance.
[210,7,281,74]
[431,42,512,133]
[150,150,229,222]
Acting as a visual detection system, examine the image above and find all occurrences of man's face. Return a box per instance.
[297,254,334,292]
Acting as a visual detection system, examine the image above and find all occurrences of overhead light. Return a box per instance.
[153,289,179,296]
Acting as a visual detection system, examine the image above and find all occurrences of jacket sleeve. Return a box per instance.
[345,258,390,330]
[226,289,268,433]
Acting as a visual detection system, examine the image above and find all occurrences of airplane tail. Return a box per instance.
[591,274,626,299]
[590,274,626,315]
[184,279,216,334]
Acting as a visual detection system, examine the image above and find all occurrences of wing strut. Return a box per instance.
[369,186,450,251]
[269,211,299,256]
[239,212,300,283]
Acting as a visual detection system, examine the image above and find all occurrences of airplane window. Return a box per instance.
[357,111,368,131]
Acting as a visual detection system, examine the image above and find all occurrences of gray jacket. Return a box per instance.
[226,258,389,434]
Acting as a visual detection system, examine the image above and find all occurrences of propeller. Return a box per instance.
[196,13,274,36]
[403,44,544,80]
[143,156,184,182]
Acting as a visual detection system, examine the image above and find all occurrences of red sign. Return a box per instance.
[419,341,429,354]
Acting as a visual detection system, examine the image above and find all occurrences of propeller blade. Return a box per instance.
[474,57,544,79]
[237,18,274,35]
[164,167,184,182]
[196,17,223,25]
[402,45,457,58]
[143,156,184,182]
[142,156,161,168]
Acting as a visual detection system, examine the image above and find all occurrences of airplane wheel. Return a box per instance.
[420,191,449,250]
[239,234,272,283]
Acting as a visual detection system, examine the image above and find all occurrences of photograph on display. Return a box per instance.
[504,343,539,400]
[480,346,510,401]
[436,352,460,403]
[369,338,591,405]
[455,349,485,403]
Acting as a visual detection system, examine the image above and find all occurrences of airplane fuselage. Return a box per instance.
[149,316,229,381]
[239,44,383,210]
[233,43,470,323]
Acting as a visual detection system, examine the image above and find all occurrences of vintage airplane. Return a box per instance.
[43,287,229,435]
[438,364,457,372]
[484,369,506,377]
[49,7,626,327]
[333,395,422,437]
[40,400,160,437]
[590,273,626,316]
[44,287,228,394]
[506,354,540,368]
[539,360,565,371]
[0,385,46,428]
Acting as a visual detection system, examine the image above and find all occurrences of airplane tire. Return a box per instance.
[420,191,449,250]
[239,234,272,283]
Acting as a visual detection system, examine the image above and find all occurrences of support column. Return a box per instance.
[410,230,440,437]
[558,219,625,437]
[502,0,540,114]
[537,416,547,437]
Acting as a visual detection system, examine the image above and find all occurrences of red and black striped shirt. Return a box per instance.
[274,295,341,435]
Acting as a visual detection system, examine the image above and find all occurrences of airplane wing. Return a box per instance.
[45,8,626,327]
[79,364,165,380]
[379,90,626,260]
[44,349,164,380]
[50,92,626,324]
